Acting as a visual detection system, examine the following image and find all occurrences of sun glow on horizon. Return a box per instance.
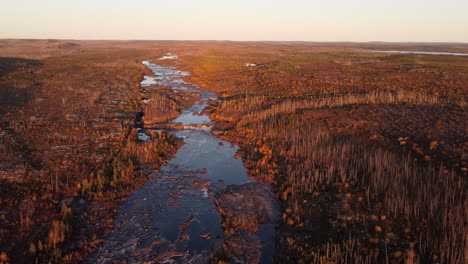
[1,0,467,42]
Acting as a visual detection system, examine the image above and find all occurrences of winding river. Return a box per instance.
[83,54,278,264]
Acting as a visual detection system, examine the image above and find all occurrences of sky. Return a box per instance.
[1,0,467,42]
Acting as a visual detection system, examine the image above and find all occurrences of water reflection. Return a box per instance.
[84,54,276,264]
[368,50,468,56]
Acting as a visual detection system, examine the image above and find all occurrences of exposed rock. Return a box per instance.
[214,182,279,263]
[214,182,279,231]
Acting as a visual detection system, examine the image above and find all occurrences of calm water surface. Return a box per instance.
[83,54,277,264]
[368,50,468,56]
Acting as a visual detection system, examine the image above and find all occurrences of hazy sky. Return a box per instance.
[1,0,467,42]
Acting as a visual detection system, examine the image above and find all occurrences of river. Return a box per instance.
[83,54,278,264]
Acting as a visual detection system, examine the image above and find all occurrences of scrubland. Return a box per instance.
[180,42,467,263]
[0,40,183,263]
[1,40,467,263]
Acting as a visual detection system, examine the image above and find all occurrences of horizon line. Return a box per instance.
[2,38,468,45]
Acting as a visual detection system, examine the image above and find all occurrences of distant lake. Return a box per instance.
[368,50,468,56]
